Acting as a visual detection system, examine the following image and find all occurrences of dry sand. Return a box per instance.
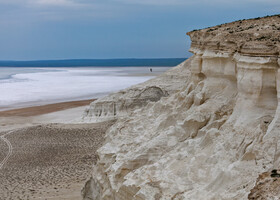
[0,100,114,200]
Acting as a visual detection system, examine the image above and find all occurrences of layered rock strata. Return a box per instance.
[83,15,280,199]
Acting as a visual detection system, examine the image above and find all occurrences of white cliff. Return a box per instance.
[83,15,280,199]
[82,60,191,122]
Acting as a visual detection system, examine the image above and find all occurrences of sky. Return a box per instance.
[0,0,279,60]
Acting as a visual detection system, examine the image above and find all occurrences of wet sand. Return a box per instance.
[0,100,96,132]
[0,99,114,200]
[0,99,96,117]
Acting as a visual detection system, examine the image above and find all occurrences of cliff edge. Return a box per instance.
[83,15,280,199]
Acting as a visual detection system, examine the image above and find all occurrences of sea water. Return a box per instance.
[0,67,170,110]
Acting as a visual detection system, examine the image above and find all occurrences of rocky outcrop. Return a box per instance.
[83,15,280,199]
[82,60,191,122]
[248,170,280,199]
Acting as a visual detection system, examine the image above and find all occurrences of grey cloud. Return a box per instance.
[0,0,278,24]
[0,0,279,7]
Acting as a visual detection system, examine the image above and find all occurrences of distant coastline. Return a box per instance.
[0,58,187,67]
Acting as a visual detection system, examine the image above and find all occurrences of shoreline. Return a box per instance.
[0,99,96,132]
[0,99,95,117]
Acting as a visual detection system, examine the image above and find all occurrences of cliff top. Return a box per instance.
[187,15,280,56]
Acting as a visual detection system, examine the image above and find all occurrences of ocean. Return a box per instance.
[0,66,171,111]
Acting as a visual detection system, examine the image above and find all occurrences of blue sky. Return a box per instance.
[0,0,279,60]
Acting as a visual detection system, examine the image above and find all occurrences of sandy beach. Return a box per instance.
[0,99,96,117]
[0,99,97,132]
[0,100,114,200]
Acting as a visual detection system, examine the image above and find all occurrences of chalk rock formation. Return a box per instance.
[82,60,191,122]
[83,15,280,199]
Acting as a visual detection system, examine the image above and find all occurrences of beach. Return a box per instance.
[0,66,170,199]
[0,99,96,132]
[0,121,115,200]
[0,99,115,200]
[0,99,95,117]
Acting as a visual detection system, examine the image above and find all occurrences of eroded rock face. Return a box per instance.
[83,15,280,199]
[82,60,191,122]
[248,170,280,199]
